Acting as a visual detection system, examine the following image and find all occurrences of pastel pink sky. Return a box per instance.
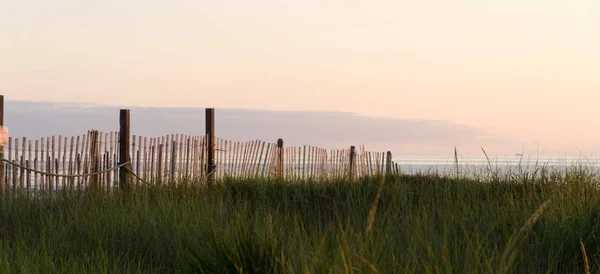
[2,0,599,155]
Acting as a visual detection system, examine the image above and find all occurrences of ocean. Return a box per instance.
[392,155,600,176]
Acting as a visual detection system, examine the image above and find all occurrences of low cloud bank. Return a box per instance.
[5,101,493,154]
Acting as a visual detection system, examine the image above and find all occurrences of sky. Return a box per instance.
[1,0,600,156]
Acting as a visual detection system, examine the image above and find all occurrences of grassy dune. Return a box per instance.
[0,169,599,273]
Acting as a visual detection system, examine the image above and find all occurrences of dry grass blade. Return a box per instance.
[365,176,385,235]
[355,255,380,274]
[339,247,353,274]
[480,147,493,175]
[454,146,459,178]
[501,199,552,273]
[580,238,590,274]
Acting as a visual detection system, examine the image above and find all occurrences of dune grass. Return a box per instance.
[0,168,599,273]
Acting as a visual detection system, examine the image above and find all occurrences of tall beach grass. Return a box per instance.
[0,165,599,273]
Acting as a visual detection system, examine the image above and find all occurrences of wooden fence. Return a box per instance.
[0,97,400,194]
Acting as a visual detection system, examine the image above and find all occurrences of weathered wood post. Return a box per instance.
[0,95,4,197]
[206,108,215,186]
[157,144,163,183]
[170,140,176,185]
[89,130,100,191]
[277,138,284,178]
[386,151,392,176]
[349,146,356,180]
[119,109,131,192]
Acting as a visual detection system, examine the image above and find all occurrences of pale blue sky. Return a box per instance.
[2,0,599,154]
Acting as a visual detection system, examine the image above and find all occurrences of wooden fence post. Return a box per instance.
[206,108,215,186]
[89,130,100,191]
[277,138,284,178]
[0,95,4,197]
[170,140,176,184]
[119,109,131,192]
[349,146,356,180]
[386,151,392,176]
[157,144,163,183]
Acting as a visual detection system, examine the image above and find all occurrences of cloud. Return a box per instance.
[5,100,489,153]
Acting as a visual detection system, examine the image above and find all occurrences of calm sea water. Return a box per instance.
[392,155,600,175]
